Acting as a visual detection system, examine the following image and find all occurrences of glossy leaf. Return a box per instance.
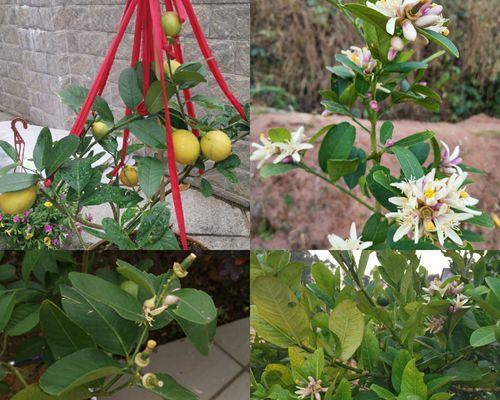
[33,127,53,171]
[362,213,388,244]
[46,136,80,176]
[318,122,356,172]
[392,146,424,179]
[0,293,16,331]
[118,67,143,109]
[0,173,38,193]
[250,305,297,348]
[400,359,427,399]
[11,384,91,400]
[260,163,297,177]
[116,259,156,295]
[138,156,164,199]
[171,288,217,325]
[128,117,167,149]
[417,28,459,57]
[328,300,364,360]
[5,303,40,336]
[146,373,198,400]
[327,159,359,183]
[470,325,496,347]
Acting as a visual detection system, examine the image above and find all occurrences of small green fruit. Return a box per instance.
[377,295,389,307]
[91,121,110,141]
[120,280,139,298]
[161,12,182,37]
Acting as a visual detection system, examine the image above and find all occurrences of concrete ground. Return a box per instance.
[0,116,249,250]
[111,318,249,400]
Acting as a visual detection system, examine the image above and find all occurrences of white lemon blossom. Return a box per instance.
[274,127,314,163]
[295,376,328,400]
[366,0,448,42]
[341,46,377,73]
[386,168,479,246]
[328,222,373,250]
[250,134,278,169]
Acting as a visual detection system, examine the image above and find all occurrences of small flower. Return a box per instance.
[44,179,52,188]
[369,100,379,111]
[425,316,446,334]
[444,281,464,296]
[273,127,314,164]
[44,224,53,233]
[388,36,405,61]
[341,46,377,73]
[173,262,188,278]
[13,215,21,223]
[44,237,51,247]
[44,201,53,208]
[449,294,470,313]
[440,140,462,174]
[52,238,60,247]
[23,210,30,221]
[251,134,278,169]
[25,232,34,240]
[163,295,180,306]
[328,222,373,250]
[423,277,447,297]
[295,376,328,400]
[366,0,449,42]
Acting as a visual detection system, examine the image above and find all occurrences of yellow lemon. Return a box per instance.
[91,121,110,141]
[164,59,181,78]
[0,185,37,215]
[120,165,139,187]
[201,130,232,162]
[172,129,200,165]
[161,12,182,37]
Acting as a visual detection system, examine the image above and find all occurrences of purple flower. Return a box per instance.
[0,214,3,222]
[369,100,379,112]
[85,213,93,222]
[44,224,53,233]
[13,216,21,223]
[52,239,60,247]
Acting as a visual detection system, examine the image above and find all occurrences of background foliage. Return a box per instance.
[251,0,500,121]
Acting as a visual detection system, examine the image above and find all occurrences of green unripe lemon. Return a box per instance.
[161,12,182,37]
[91,121,110,141]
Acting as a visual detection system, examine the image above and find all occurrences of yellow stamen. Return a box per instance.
[425,221,435,231]
[424,189,436,199]
[351,54,358,62]
[443,28,449,36]
[459,190,469,198]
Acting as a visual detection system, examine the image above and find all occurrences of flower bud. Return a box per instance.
[173,262,188,278]
[143,297,156,310]
[180,253,197,271]
[44,178,52,188]
[147,340,157,350]
[142,373,164,389]
[134,352,150,368]
[163,294,180,306]
[390,36,405,51]
[369,100,379,112]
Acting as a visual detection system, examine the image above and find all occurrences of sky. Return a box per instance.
[310,251,452,274]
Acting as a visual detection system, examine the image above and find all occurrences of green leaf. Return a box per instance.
[81,186,142,208]
[328,300,364,360]
[11,384,91,400]
[101,218,137,250]
[366,166,398,211]
[137,156,164,199]
[334,378,351,400]
[0,173,38,193]
[344,4,388,30]
[40,300,95,360]
[61,285,140,356]
[318,122,356,172]
[173,70,207,89]
[391,349,411,392]
[46,136,80,176]
[384,61,427,73]
[260,163,297,177]
[252,276,310,344]
[328,65,355,79]
[33,128,53,171]
[485,276,500,301]
[327,159,359,182]
[426,376,454,395]
[378,250,407,285]
[146,373,198,400]
[400,359,427,399]
[172,288,217,325]
[467,212,495,228]
[343,147,367,189]
[119,67,143,109]
[59,158,93,195]
[445,360,482,382]
[0,140,17,162]
[362,213,388,244]
[39,348,122,396]
[370,384,396,400]
[359,325,380,372]
[171,310,216,356]
[69,272,144,322]
[5,303,40,336]
[392,146,424,179]
[128,117,167,149]
[200,178,213,197]
[409,142,430,165]
[145,81,176,114]
[470,325,496,347]
[250,305,297,348]
[321,100,351,116]
[116,259,156,296]
[301,348,325,380]
[392,131,434,148]
[57,85,114,122]
[380,121,393,145]
[417,28,459,58]
[339,83,357,107]
[268,128,291,143]
[0,293,16,332]
[311,262,336,298]
[136,203,174,249]
[0,264,16,281]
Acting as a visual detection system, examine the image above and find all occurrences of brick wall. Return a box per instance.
[0,0,249,129]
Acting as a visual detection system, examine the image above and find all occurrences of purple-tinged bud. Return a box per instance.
[385,139,395,148]
[369,100,379,112]
[281,155,294,164]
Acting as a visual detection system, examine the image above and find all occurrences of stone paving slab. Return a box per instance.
[214,318,250,366]
[111,318,250,400]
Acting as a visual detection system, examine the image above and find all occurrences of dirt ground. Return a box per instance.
[250,111,500,249]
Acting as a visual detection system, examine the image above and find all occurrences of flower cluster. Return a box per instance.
[295,376,328,400]
[251,127,313,168]
[386,168,479,246]
[367,0,448,42]
[341,46,377,73]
